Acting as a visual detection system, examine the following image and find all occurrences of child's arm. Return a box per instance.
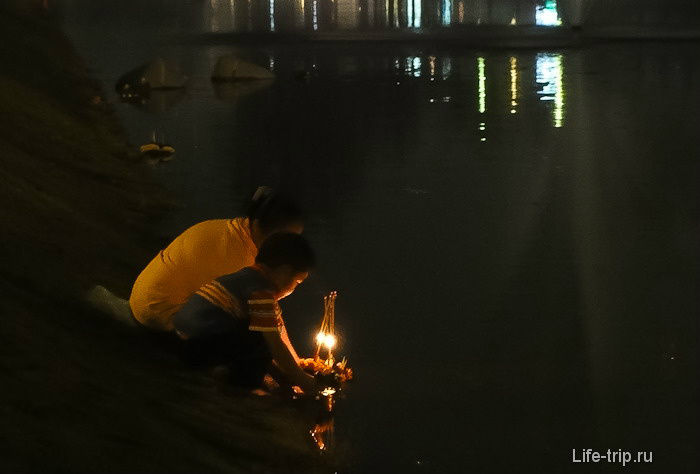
[262,331,317,394]
[279,322,301,363]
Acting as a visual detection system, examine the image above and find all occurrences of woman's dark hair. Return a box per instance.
[255,233,315,273]
[245,187,304,234]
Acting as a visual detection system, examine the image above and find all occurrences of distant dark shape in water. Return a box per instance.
[116,58,188,104]
[211,55,275,82]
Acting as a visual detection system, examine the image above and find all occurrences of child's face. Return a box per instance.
[274,268,309,300]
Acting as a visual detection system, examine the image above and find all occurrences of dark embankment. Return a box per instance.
[0,4,329,473]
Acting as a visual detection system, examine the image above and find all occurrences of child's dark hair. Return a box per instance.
[246,187,304,234]
[255,233,315,273]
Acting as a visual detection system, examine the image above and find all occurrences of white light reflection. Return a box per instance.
[312,0,319,30]
[535,53,565,128]
[407,0,422,28]
[442,57,452,80]
[510,56,518,114]
[405,56,422,78]
[442,0,452,26]
[269,0,275,31]
[477,56,486,142]
[536,0,562,26]
[477,56,486,114]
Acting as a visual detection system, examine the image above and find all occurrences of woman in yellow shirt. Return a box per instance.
[129,188,304,331]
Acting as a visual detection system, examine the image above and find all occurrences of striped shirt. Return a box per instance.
[173,266,282,340]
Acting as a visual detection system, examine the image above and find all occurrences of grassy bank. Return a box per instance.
[0,4,330,473]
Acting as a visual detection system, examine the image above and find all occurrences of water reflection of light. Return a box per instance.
[510,56,518,114]
[297,0,305,28]
[321,387,336,396]
[442,0,452,26]
[429,56,436,78]
[442,57,452,80]
[478,57,486,142]
[407,0,422,28]
[310,417,334,451]
[269,56,275,72]
[269,0,275,31]
[393,0,400,28]
[536,53,565,128]
[477,56,486,114]
[458,1,464,23]
[405,56,422,78]
[536,0,562,26]
[312,0,319,30]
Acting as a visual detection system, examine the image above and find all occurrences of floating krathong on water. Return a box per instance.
[299,291,353,385]
[299,291,352,452]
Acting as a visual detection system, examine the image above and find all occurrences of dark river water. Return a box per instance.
[58,1,698,472]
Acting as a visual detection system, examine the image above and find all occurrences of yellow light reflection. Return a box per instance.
[510,56,518,114]
[554,55,564,128]
[393,0,399,28]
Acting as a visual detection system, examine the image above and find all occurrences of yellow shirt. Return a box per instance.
[129,217,257,331]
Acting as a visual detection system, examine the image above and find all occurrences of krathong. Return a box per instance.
[299,291,353,387]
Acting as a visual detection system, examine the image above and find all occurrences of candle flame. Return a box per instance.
[316,331,337,350]
[323,333,337,350]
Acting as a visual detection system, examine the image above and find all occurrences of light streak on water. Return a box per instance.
[407,0,421,28]
[478,56,486,142]
[405,56,422,78]
[510,56,518,114]
[536,53,565,128]
[442,0,452,26]
[477,56,486,114]
[269,0,275,31]
[442,57,452,80]
[393,0,400,28]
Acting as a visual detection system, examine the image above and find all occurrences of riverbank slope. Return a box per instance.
[0,4,327,472]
